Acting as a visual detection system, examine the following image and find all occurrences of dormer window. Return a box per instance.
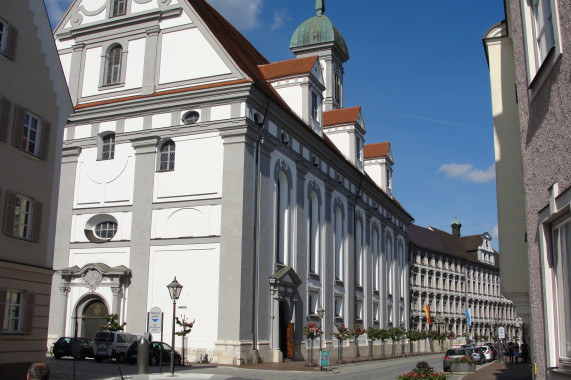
[111,0,127,17]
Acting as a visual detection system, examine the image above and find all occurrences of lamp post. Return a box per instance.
[167,277,183,375]
[317,307,324,371]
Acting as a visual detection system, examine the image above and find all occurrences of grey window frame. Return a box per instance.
[2,192,41,242]
[158,140,175,171]
[0,18,17,60]
[94,221,118,240]
[98,132,115,160]
[0,289,34,335]
[110,0,127,17]
[11,106,50,159]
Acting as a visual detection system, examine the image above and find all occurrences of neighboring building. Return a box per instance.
[484,0,570,378]
[48,0,413,364]
[0,0,73,378]
[409,221,521,340]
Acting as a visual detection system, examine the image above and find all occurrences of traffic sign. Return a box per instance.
[498,326,505,339]
[320,351,329,366]
[148,307,163,335]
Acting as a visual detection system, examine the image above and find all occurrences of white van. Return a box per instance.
[93,331,139,363]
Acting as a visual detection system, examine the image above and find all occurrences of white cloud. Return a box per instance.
[491,225,499,239]
[271,8,290,31]
[207,0,264,31]
[45,0,72,27]
[437,163,496,183]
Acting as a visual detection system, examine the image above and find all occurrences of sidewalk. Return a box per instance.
[463,361,533,380]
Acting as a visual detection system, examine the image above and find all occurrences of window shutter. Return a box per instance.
[31,200,42,242]
[38,120,50,160]
[5,25,17,60]
[2,192,16,236]
[0,289,6,331]
[11,105,25,148]
[23,292,34,334]
[0,97,10,141]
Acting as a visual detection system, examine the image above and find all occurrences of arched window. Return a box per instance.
[355,218,363,286]
[308,191,319,273]
[372,228,379,290]
[399,243,405,298]
[334,68,342,104]
[104,45,122,85]
[275,172,289,265]
[386,235,393,295]
[99,133,115,160]
[334,206,343,280]
[159,140,175,171]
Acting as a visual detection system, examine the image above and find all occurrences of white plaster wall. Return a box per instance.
[74,124,92,139]
[147,244,220,349]
[159,10,193,29]
[69,247,130,269]
[74,144,136,207]
[210,104,231,121]
[152,113,172,129]
[56,38,75,50]
[273,85,303,120]
[82,46,103,97]
[124,116,144,133]
[99,120,117,133]
[59,52,72,86]
[125,38,145,89]
[70,212,133,242]
[151,205,221,239]
[159,28,231,85]
[130,0,159,13]
[364,162,384,191]
[324,132,350,159]
[154,134,223,201]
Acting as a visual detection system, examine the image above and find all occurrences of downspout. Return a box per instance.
[252,97,271,360]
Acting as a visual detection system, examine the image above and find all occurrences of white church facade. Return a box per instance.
[48,0,413,364]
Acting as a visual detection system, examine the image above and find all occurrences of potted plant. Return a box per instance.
[332,324,348,364]
[350,324,365,361]
[398,361,448,379]
[303,323,321,366]
[450,355,476,373]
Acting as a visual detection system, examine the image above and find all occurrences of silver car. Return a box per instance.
[466,347,485,365]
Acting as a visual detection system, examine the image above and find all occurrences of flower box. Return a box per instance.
[451,362,476,372]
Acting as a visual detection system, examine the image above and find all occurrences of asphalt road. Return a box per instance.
[46,353,461,380]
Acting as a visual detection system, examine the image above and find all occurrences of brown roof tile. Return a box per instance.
[364,142,390,159]
[258,56,319,80]
[323,106,361,126]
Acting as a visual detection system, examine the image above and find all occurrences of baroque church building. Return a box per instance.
[48,0,413,364]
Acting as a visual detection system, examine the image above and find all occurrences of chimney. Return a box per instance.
[451,218,462,237]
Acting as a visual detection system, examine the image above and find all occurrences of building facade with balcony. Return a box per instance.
[409,221,521,341]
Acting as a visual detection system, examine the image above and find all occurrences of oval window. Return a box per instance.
[182,111,199,125]
[94,221,118,240]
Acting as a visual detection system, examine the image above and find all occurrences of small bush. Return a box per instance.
[398,361,448,380]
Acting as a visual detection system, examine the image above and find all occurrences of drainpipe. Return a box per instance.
[252,98,271,360]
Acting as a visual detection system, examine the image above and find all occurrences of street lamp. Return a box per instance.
[167,277,183,375]
[317,307,325,371]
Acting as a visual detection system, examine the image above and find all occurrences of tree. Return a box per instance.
[388,327,405,357]
[378,329,390,358]
[365,326,380,359]
[175,315,195,365]
[98,314,126,331]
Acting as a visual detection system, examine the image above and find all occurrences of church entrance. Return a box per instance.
[82,299,108,339]
[278,302,295,359]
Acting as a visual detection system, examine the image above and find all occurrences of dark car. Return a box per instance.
[53,337,94,360]
[127,341,182,366]
[443,348,470,372]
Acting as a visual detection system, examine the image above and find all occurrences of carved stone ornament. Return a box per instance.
[59,286,71,296]
[82,269,104,292]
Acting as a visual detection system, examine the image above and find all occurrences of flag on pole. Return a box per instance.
[465,309,472,327]
[424,305,431,325]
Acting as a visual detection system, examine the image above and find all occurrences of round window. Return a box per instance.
[94,221,118,239]
[182,111,199,125]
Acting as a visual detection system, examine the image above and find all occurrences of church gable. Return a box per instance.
[54,0,252,104]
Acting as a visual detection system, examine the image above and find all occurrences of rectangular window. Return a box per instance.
[311,92,318,120]
[334,296,342,318]
[3,192,41,241]
[3,290,23,332]
[111,0,127,17]
[0,20,5,54]
[22,112,39,155]
[11,106,50,159]
[308,292,317,315]
[0,96,11,141]
[355,300,363,320]
[552,217,571,366]
[0,19,17,59]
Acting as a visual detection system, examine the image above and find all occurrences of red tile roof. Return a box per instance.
[323,106,361,126]
[258,56,318,80]
[364,142,390,159]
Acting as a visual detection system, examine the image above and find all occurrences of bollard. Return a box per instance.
[137,336,150,374]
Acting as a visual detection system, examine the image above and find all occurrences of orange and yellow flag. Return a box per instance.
[424,305,431,325]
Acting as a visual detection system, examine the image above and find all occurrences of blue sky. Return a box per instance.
[45,0,505,249]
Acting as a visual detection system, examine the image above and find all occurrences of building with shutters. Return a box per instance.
[0,0,73,378]
[484,0,571,378]
[47,0,413,364]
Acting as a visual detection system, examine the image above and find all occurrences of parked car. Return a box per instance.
[127,341,181,366]
[479,345,493,362]
[443,348,471,372]
[93,331,140,363]
[466,347,485,365]
[53,337,94,360]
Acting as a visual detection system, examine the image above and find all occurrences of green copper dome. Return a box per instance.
[290,0,349,59]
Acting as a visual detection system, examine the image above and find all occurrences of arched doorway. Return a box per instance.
[279,301,294,359]
[82,299,108,339]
